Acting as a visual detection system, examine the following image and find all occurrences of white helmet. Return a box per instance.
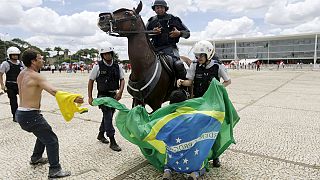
[193,40,215,60]
[7,46,21,57]
[100,46,114,54]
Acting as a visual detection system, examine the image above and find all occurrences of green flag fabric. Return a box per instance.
[93,80,240,171]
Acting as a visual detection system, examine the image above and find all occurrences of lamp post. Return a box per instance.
[267,40,270,64]
[314,34,318,68]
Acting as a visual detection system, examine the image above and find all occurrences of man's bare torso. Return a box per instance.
[17,69,42,109]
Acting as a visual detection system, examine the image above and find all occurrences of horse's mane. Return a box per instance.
[113,8,129,14]
[112,7,156,53]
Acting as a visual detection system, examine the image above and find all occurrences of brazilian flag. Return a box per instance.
[93,80,240,172]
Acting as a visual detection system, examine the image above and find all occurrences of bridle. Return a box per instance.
[98,10,156,37]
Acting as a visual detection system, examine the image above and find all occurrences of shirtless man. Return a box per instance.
[16,49,83,178]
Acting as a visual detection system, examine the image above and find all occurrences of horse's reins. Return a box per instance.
[99,12,158,37]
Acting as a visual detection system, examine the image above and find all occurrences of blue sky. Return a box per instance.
[0,0,319,59]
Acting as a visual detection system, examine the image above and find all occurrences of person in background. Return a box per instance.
[0,46,24,122]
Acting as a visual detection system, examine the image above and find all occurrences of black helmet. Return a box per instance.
[152,0,169,11]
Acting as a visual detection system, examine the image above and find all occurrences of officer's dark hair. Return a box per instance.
[22,49,40,67]
[169,89,188,104]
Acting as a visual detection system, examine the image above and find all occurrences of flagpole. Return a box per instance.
[267,40,270,64]
[314,34,318,68]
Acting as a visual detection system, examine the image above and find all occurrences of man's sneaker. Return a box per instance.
[162,169,172,180]
[48,169,71,178]
[30,157,49,165]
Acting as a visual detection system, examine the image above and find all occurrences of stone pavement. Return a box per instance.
[0,70,319,180]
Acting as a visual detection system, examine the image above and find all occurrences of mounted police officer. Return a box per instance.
[0,46,24,122]
[88,46,125,152]
[176,40,231,168]
[146,0,190,80]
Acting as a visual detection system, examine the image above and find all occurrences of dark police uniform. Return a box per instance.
[146,13,190,80]
[187,57,230,98]
[96,60,120,137]
[0,60,24,120]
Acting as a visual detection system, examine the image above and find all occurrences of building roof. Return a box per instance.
[179,32,320,45]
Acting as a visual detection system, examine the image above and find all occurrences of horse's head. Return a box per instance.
[98,1,143,37]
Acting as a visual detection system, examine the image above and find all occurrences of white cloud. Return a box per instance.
[18,0,43,7]
[46,0,65,6]
[107,0,137,10]
[0,1,24,25]
[280,17,320,34]
[21,7,99,36]
[193,0,275,13]
[265,0,320,26]
[201,16,258,39]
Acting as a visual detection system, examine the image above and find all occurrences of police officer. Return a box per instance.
[0,46,24,122]
[88,46,125,152]
[146,0,190,80]
[177,40,231,167]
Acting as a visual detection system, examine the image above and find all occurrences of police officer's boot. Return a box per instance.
[173,60,187,80]
[212,158,221,167]
[109,136,121,152]
[97,131,109,144]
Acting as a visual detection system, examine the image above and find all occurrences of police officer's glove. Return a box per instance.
[177,79,184,87]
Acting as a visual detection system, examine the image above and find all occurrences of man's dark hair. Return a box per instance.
[22,49,40,67]
[169,89,188,104]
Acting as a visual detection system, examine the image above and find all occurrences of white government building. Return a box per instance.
[181,32,319,66]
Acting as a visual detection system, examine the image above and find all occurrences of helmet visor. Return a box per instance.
[194,53,206,59]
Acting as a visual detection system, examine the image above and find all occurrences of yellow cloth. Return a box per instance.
[55,91,88,122]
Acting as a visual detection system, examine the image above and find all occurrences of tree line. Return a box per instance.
[0,38,119,64]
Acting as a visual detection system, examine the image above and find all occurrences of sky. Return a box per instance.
[0,0,320,59]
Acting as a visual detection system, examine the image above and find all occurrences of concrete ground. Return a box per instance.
[0,68,319,180]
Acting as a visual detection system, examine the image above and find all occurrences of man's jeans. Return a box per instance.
[16,110,61,172]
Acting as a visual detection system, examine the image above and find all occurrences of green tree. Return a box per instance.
[89,48,99,59]
[43,48,51,61]
[12,38,31,49]
[0,38,43,62]
[54,46,63,64]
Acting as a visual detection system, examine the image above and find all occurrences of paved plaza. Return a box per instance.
[0,69,320,179]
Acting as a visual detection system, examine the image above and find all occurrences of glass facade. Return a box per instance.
[213,34,319,63]
[215,42,234,59]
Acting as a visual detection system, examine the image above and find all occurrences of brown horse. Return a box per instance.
[98,1,177,111]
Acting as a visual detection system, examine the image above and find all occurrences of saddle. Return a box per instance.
[127,53,182,102]
[157,53,174,78]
